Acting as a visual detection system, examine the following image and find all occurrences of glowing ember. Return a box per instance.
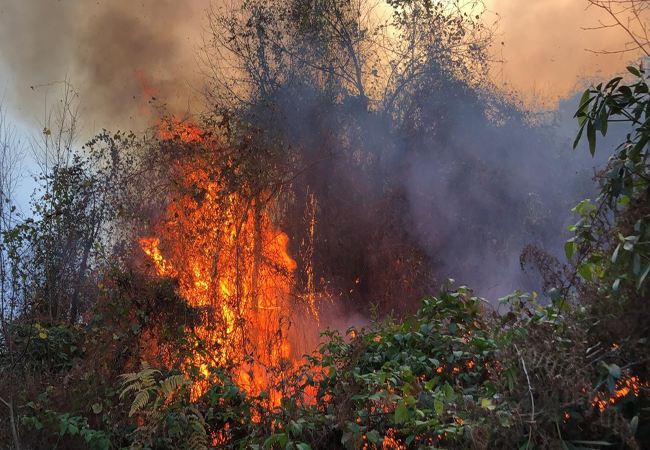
[593,375,646,412]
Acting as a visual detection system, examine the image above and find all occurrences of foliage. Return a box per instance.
[4,265,649,449]
[574,65,650,293]
[11,282,637,450]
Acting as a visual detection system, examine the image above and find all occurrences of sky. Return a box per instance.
[488,0,639,105]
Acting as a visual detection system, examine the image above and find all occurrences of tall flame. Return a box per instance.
[140,119,301,402]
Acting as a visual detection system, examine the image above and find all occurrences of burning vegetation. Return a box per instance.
[2,0,650,449]
[139,119,310,402]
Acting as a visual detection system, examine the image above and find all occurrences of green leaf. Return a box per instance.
[577,89,591,127]
[608,364,621,379]
[92,403,102,414]
[481,398,495,410]
[573,123,585,150]
[600,107,609,136]
[611,244,621,263]
[442,382,454,400]
[366,430,380,444]
[394,401,408,424]
[290,420,303,436]
[619,85,633,97]
[627,66,641,77]
[637,262,650,290]
[264,434,284,449]
[578,263,593,281]
[425,376,439,391]
[587,121,596,156]
[564,240,577,260]
[434,398,444,415]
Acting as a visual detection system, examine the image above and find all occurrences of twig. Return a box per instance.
[515,344,535,450]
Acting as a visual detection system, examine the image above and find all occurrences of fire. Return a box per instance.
[140,237,170,276]
[158,118,205,143]
[592,375,647,412]
[140,118,306,402]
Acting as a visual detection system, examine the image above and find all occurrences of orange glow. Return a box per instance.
[382,429,406,450]
[362,429,406,450]
[140,119,310,403]
[592,375,647,412]
[158,118,205,143]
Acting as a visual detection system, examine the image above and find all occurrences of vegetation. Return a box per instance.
[1,0,650,449]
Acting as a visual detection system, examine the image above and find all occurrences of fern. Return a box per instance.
[160,374,189,396]
[120,363,206,449]
[119,361,162,416]
[120,364,192,414]
[185,407,208,450]
[129,390,150,417]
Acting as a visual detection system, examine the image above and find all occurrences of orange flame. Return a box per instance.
[140,119,306,403]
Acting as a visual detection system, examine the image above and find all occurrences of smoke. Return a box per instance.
[268,65,619,305]
[487,0,638,106]
[0,0,641,128]
[0,0,206,131]
[0,0,638,307]
[402,89,615,300]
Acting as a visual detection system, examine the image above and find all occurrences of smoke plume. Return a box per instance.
[0,0,638,306]
[0,0,207,131]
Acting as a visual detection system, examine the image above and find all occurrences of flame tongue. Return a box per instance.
[140,119,299,401]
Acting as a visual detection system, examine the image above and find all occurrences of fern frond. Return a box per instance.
[129,390,150,416]
[186,408,208,450]
[160,375,190,396]
[139,367,161,389]
[119,381,142,399]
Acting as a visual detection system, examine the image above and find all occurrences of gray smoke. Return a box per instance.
[0,0,206,130]
[0,0,628,308]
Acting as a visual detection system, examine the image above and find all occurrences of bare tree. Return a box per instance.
[585,0,650,57]
[0,97,25,450]
[201,0,496,112]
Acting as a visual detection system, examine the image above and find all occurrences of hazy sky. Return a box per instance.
[488,0,638,105]
[0,0,642,131]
